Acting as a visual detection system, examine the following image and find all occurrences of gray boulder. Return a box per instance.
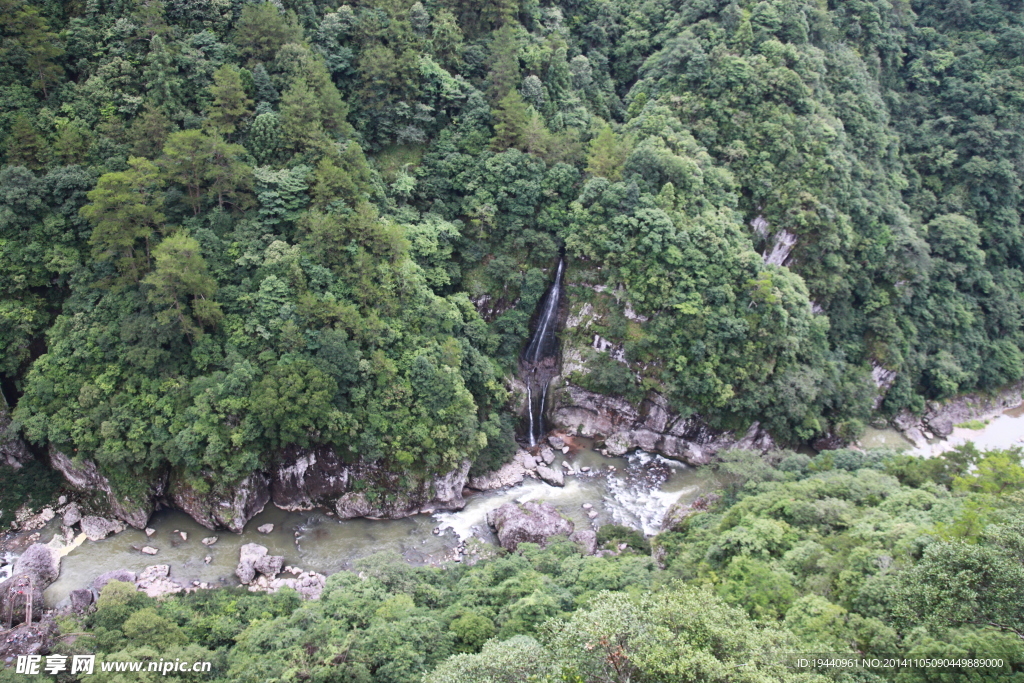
[254,553,284,578]
[535,465,564,487]
[486,501,574,552]
[538,446,557,465]
[13,543,60,586]
[547,436,565,450]
[62,502,82,527]
[69,589,93,612]
[236,543,283,584]
[80,516,125,542]
[569,529,598,555]
[92,569,137,595]
[236,543,267,584]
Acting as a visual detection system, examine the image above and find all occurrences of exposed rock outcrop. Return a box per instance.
[48,446,159,529]
[167,471,270,533]
[61,502,82,527]
[272,447,472,519]
[235,543,283,584]
[249,568,327,600]
[0,388,31,470]
[135,564,184,598]
[467,450,530,490]
[551,385,774,465]
[69,588,93,612]
[569,529,598,555]
[486,501,574,552]
[894,382,1023,443]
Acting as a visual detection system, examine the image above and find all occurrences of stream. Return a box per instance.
[30,407,1023,607]
[40,439,712,606]
[856,403,1024,455]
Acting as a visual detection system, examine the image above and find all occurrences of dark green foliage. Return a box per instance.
[0,458,63,525]
[1,12,1024,679]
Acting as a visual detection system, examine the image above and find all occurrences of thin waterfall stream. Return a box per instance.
[521,259,564,446]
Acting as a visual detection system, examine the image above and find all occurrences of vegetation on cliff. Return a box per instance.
[1,1,1023,498]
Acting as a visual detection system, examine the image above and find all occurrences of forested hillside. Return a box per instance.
[1,0,1023,497]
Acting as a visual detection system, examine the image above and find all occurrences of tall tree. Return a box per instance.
[205,64,254,138]
[81,157,165,283]
[143,231,222,339]
[232,2,303,66]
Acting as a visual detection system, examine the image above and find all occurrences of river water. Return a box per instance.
[42,440,712,605]
[857,403,1024,456]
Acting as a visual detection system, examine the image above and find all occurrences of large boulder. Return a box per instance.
[235,543,283,584]
[254,553,284,579]
[12,543,60,586]
[80,516,125,541]
[92,569,137,596]
[486,501,574,552]
[569,529,598,555]
[236,543,267,584]
[535,465,564,487]
[62,502,82,527]
[69,589,94,612]
[135,565,183,598]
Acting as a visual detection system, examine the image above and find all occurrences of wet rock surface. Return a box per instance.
[486,501,575,552]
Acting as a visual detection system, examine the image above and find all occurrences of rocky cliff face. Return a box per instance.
[272,446,471,519]
[168,472,271,534]
[48,446,160,529]
[47,443,473,532]
[550,383,774,465]
[0,388,31,469]
[893,381,1024,443]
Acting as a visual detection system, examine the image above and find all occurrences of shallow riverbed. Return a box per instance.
[43,439,712,605]
[857,403,1024,456]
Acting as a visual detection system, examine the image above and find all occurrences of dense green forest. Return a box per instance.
[2,1,1024,680]
[1,445,1018,682]
[1,0,1023,491]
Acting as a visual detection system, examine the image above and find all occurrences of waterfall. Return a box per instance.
[523,259,564,363]
[521,258,565,446]
[526,384,535,447]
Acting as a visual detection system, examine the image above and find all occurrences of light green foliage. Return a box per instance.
[82,157,165,283]
[205,64,253,137]
[142,230,222,338]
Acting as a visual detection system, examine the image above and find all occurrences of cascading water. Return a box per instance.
[521,259,565,446]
